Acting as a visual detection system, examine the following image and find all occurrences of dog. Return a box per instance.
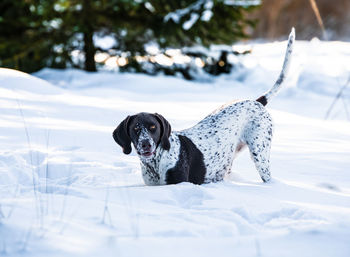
[113,28,295,186]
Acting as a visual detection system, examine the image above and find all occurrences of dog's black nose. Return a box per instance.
[141,140,152,151]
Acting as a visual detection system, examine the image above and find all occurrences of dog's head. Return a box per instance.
[113,112,171,161]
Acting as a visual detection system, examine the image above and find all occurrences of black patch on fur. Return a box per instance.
[256,96,268,106]
[166,135,206,185]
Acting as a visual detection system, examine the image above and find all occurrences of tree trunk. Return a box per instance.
[82,0,96,72]
[83,29,96,72]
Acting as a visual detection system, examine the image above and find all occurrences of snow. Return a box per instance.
[164,0,213,28]
[224,0,261,6]
[1,39,350,257]
[201,10,213,22]
[93,35,116,51]
[164,0,260,26]
[183,13,200,30]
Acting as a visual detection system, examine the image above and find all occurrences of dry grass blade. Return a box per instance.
[309,0,327,40]
[325,75,350,120]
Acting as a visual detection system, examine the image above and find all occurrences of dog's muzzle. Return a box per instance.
[138,140,154,156]
[137,129,156,160]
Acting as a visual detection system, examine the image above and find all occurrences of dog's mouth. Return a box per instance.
[138,150,156,158]
[142,151,154,157]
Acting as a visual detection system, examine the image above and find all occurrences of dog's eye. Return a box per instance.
[149,125,156,131]
[134,127,141,133]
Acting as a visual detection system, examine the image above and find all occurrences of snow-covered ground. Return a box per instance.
[1,39,350,257]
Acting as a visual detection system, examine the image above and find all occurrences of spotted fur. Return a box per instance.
[113,28,295,185]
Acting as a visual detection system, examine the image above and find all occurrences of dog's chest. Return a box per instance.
[140,134,181,185]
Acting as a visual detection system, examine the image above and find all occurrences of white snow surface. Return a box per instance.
[1,39,350,257]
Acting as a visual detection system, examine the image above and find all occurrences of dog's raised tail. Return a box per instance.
[256,28,295,106]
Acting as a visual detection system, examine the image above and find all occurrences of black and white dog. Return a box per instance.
[113,28,295,186]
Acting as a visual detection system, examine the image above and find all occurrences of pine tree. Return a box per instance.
[148,0,256,48]
[0,0,258,73]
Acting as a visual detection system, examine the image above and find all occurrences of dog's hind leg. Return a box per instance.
[244,122,273,182]
[248,140,271,182]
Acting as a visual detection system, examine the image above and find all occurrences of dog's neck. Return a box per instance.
[139,146,164,184]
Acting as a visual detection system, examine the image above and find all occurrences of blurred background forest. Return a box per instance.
[0,0,349,79]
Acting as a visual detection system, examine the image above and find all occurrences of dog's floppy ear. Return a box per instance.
[113,116,133,154]
[154,113,171,151]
